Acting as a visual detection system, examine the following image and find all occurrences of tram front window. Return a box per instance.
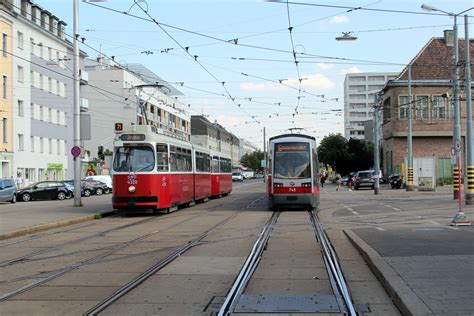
[113,146,155,172]
[274,142,310,179]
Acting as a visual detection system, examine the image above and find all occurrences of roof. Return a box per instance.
[124,64,183,96]
[397,37,474,81]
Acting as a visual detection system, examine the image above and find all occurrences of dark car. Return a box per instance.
[354,170,375,190]
[18,181,69,202]
[61,180,85,198]
[82,180,108,196]
[0,178,17,203]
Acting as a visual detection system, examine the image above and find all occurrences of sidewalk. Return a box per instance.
[0,195,115,240]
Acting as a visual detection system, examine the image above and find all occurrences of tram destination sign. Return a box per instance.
[276,143,308,152]
[120,134,146,141]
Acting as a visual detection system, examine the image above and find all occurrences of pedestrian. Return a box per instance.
[15,173,24,189]
[348,175,353,191]
[320,171,326,188]
[335,173,341,191]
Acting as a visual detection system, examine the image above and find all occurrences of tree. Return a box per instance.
[240,150,265,171]
[347,138,374,172]
[317,133,352,175]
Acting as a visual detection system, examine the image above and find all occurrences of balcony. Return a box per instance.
[80,70,89,84]
[80,98,89,112]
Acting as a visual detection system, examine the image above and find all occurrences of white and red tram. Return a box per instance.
[267,133,320,210]
[111,125,232,212]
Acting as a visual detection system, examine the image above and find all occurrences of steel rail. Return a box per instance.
[217,211,280,316]
[84,210,244,316]
[309,211,357,316]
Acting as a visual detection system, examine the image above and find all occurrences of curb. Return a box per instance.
[0,210,116,241]
[344,229,433,316]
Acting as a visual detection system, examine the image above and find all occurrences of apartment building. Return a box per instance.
[344,72,398,140]
[83,58,190,159]
[1,0,88,185]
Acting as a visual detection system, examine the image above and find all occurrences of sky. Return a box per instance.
[36,0,473,149]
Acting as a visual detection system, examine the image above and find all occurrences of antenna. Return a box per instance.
[287,127,306,134]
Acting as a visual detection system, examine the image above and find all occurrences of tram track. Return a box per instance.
[0,191,264,307]
[217,210,357,316]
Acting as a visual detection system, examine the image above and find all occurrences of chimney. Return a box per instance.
[444,30,454,47]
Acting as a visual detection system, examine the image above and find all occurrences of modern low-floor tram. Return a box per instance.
[267,133,320,210]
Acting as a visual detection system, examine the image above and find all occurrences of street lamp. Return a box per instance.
[335,32,358,41]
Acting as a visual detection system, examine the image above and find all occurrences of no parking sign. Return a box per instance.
[71,146,81,157]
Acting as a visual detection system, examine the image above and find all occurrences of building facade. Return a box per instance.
[83,58,190,162]
[1,0,88,185]
[382,32,473,183]
[344,72,398,140]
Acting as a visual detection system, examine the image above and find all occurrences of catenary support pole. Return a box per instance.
[73,0,82,207]
[406,64,414,191]
[263,127,266,183]
[464,14,473,205]
[453,15,462,200]
[373,93,380,195]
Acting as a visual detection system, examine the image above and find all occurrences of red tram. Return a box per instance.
[112,125,232,212]
[267,133,320,209]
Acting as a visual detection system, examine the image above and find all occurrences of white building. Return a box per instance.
[4,0,88,185]
[239,138,258,159]
[344,72,398,140]
[82,58,190,161]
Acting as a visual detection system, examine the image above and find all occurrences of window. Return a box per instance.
[349,94,366,100]
[416,95,429,120]
[48,138,52,154]
[39,106,44,120]
[48,47,52,61]
[56,139,60,155]
[48,108,52,122]
[30,103,34,119]
[31,136,34,152]
[156,144,169,171]
[56,80,60,95]
[38,43,43,58]
[2,33,7,57]
[39,74,43,89]
[349,85,366,92]
[56,51,60,63]
[350,112,366,118]
[30,70,34,86]
[357,131,365,135]
[350,103,366,109]
[40,137,44,153]
[432,95,445,119]
[17,66,24,83]
[2,75,7,99]
[17,100,24,117]
[30,37,34,54]
[56,110,60,124]
[2,118,7,143]
[399,96,411,119]
[38,169,44,181]
[48,78,52,92]
[350,130,356,135]
[17,32,24,49]
[18,134,24,151]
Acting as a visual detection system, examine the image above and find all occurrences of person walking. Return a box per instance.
[320,171,326,188]
[335,173,341,191]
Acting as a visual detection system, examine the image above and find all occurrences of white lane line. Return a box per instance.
[446,226,460,231]
[347,207,354,211]
[375,227,385,231]
[392,207,401,211]
[428,220,440,225]
[351,210,360,215]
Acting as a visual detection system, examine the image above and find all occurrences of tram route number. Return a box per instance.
[127,175,138,185]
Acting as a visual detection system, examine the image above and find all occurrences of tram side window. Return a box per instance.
[211,156,220,173]
[196,152,211,173]
[169,146,178,172]
[219,158,231,173]
[156,144,169,171]
[172,147,192,172]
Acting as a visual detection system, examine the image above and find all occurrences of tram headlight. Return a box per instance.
[128,185,136,193]
[302,182,312,188]
[274,183,283,188]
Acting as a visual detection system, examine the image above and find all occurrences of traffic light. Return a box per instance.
[98,146,104,160]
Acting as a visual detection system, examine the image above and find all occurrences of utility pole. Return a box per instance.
[452,15,462,200]
[406,64,414,191]
[373,93,382,195]
[464,14,473,205]
[263,127,266,183]
[73,0,82,206]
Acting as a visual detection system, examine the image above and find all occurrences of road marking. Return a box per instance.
[446,226,460,231]
[374,227,385,231]
[392,207,401,211]
[351,210,360,215]
[428,220,440,225]
[347,207,354,211]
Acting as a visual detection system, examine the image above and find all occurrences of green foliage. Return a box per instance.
[317,134,374,175]
[240,150,265,171]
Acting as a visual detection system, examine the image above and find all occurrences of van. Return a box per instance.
[0,178,18,203]
[83,175,112,191]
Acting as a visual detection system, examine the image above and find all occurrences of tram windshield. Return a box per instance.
[113,145,155,172]
[273,142,311,179]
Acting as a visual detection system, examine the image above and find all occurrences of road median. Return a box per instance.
[0,210,116,241]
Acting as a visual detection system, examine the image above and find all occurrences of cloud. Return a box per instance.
[329,15,349,24]
[316,63,334,70]
[339,66,362,75]
[240,73,335,91]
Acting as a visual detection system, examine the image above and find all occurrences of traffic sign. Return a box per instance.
[455,140,461,152]
[71,146,81,157]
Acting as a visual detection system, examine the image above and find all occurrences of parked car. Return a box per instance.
[82,180,108,196]
[0,178,17,203]
[61,180,85,198]
[340,175,349,186]
[17,181,69,202]
[354,170,375,190]
[232,171,244,182]
[83,175,112,192]
[389,174,403,189]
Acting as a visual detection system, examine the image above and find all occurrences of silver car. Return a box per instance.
[0,178,17,203]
